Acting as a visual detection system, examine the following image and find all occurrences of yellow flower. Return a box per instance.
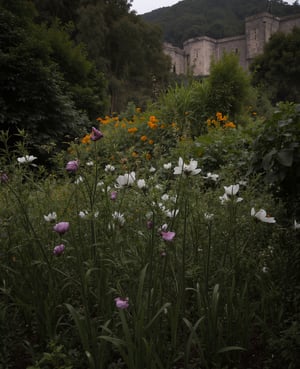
[136,107,141,113]
[141,135,147,141]
[128,127,138,133]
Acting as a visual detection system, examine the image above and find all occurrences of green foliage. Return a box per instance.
[250,27,300,103]
[249,102,300,215]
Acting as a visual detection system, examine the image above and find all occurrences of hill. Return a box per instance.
[142,0,300,46]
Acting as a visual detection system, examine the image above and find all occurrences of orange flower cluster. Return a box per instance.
[147,115,159,129]
[128,127,138,134]
[81,134,91,144]
[207,112,236,129]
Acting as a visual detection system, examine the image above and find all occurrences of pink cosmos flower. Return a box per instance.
[66,160,79,172]
[110,191,118,200]
[161,231,176,241]
[91,127,104,141]
[53,221,70,235]
[53,244,65,256]
[114,297,129,309]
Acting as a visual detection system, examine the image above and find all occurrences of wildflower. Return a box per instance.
[53,244,65,256]
[116,172,135,187]
[128,127,138,134]
[0,173,8,183]
[149,166,156,173]
[204,212,214,220]
[81,134,91,144]
[146,153,152,160]
[86,161,94,166]
[146,220,153,229]
[163,163,172,170]
[141,135,147,141]
[204,172,219,181]
[44,212,57,222]
[114,297,129,310]
[53,221,70,234]
[137,179,146,189]
[173,157,201,176]
[66,160,79,173]
[75,176,83,184]
[294,220,300,230]
[110,191,118,200]
[79,210,89,218]
[165,209,179,218]
[223,122,236,129]
[161,231,176,242]
[112,211,125,225]
[262,266,269,273]
[149,139,154,145]
[224,184,240,196]
[251,208,276,223]
[91,127,104,141]
[161,194,169,201]
[105,164,115,172]
[17,155,37,164]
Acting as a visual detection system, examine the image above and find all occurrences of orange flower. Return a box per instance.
[121,123,127,128]
[148,122,158,129]
[128,127,138,133]
[146,153,151,160]
[140,135,147,141]
[149,139,154,145]
[132,151,138,157]
[81,134,91,144]
[149,115,158,123]
[224,122,236,129]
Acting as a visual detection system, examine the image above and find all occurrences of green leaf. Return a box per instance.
[262,148,277,170]
[277,149,294,167]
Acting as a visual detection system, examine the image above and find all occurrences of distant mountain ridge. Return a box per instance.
[142,0,300,47]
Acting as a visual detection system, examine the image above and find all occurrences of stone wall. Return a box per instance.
[164,12,300,76]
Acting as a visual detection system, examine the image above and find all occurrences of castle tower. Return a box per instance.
[245,12,280,66]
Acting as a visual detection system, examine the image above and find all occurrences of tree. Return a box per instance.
[206,52,251,117]
[250,27,300,103]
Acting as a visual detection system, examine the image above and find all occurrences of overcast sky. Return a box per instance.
[131,0,296,15]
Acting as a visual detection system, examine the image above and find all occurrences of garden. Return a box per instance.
[1,72,300,368]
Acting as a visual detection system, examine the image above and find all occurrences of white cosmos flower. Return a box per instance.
[163,162,172,169]
[161,194,169,201]
[204,172,219,181]
[17,155,37,164]
[137,179,146,189]
[116,172,135,187]
[174,157,201,176]
[204,212,214,220]
[79,210,89,218]
[149,166,156,173]
[165,209,179,218]
[251,208,276,223]
[112,211,125,225]
[86,161,94,166]
[75,176,83,184]
[224,184,240,196]
[44,212,57,222]
[294,220,300,230]
[105,164,115,172]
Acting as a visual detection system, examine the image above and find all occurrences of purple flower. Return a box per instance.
[53,244,65,256]
[110,191,118,201]
[146,220,153,229]
[161,231,176,242]
[0,173,8,183]
[91,127,104,141]
[114,297,129,310]
[66,160,79,172]
[53,221,70,235]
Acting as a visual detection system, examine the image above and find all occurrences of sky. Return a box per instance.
[131,0,296,15]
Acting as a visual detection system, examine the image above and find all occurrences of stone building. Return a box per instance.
[164,12,300,76]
